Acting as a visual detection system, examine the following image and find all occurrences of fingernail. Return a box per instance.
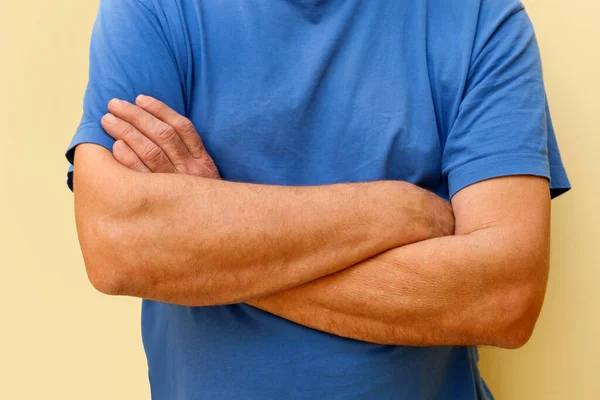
[109,98,125,108]
[137,94,150,105]
[103,113,117,124]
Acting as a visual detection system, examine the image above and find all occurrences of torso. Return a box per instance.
[141,1,492,398]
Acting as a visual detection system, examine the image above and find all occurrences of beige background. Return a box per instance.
[0,0,597,399]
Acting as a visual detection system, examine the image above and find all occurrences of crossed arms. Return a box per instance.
[72,97,551,350]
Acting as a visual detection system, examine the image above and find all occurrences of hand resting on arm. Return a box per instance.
[77,96,550,350]
[73,97,454,307]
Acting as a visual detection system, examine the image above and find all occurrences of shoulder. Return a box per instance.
[425,0,533,69]
[425,0,526,34]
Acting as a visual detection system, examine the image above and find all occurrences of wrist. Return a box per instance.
[386,180,454,246]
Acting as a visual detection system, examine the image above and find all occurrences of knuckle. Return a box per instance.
[157,124,177,141]
[140,142,163,163]
[131,106,145,120]
[176,162,190,174]
[187,163,203,176]
[121,125,135,139]
[154,103,167,116]
[177,117,195,133]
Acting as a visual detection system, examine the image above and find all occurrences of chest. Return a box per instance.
[184,1,445,191]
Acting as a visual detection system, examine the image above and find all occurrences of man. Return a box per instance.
[65,0,570,398]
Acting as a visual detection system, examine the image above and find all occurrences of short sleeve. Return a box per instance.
[64,0,186,191]
[442,2,571,199]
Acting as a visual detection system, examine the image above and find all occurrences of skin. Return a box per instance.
[73,95,551,349]
[247,175,550,349]
[74,97,455,306]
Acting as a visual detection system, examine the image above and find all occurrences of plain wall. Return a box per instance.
[0,0,597,398]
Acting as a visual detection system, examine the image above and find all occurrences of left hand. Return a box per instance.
[101,95,221,179]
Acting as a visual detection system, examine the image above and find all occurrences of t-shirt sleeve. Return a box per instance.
[442,2,571,199]
[64,0,187,191]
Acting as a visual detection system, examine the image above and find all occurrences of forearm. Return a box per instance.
[248,216,548,349]
[75,146,452,306]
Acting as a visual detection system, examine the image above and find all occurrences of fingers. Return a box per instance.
[101,113,176,173]
[107,98,191,167]
[113,140,151,173]
[135,95,207,158]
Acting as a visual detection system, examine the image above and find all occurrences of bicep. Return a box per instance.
[73,143,146,291]
[451,175,551,266]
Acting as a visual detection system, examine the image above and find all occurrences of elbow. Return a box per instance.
[484,257,549,349]
[72,143,146,296]
[85,256,130,296]
[492,280,547,350]
[496,319,536,350]
[77,212,138,297]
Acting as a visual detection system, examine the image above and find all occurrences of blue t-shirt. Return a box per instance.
[65,0,571,399]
